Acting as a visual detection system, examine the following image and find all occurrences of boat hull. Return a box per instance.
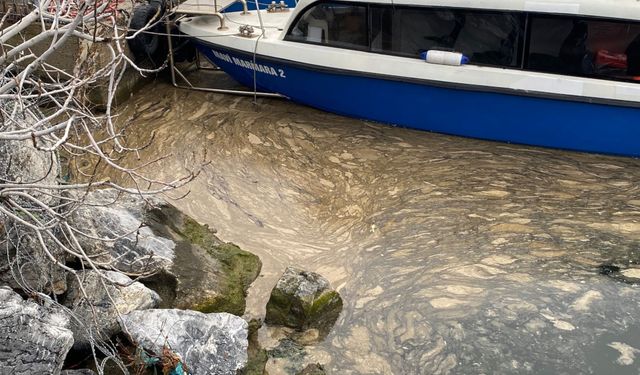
[195,43,640,157]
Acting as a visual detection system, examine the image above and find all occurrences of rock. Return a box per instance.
[143,204,261,315]
[267,338,307,368]
[297,363,327,375]
[238,319,268,375]
[120,309,248,375]
[66,189,261,316]
[0,117,67,294]
[0,108,60,204]
[0,286,74,374]
[0,231,68,294]
[63,270,160,349]
[265,267,343,334]
[66,189,176,274]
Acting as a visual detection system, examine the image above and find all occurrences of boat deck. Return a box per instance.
[167,0,287,98]
[173,0,235,15]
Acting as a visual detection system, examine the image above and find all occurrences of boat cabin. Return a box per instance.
[284,0,640,83]
[177,0,640,156]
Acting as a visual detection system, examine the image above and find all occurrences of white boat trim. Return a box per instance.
[289,0,640,22]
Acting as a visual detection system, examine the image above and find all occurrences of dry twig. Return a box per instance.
[1,1,200,373]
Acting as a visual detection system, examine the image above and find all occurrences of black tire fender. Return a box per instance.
[128,1,167,68]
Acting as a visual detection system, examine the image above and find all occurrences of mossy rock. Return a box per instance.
[297,363,326,375]
[265,267,342,335]
[238,319,268,375]
[143,204,261,316]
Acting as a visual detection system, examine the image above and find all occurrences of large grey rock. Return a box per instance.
[0,113,67,294]
[64,270,160,349]
[0,286,74,374]
[0,229,68,294]
[67,189,176,273]
[120,309,249,374]
[265,267,343,335]
[66,189,261,316]
[142,204,261,316]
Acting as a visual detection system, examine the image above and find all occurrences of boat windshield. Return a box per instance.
[285,1,640,83]
[287,3,369,50]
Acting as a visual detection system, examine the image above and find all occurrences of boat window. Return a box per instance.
[285,2,368,50]
[370,6,524,68]
[527,16,640,82]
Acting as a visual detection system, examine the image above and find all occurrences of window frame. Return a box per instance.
[366,4,527,68]
[283,1,640,83]
[285,2,528,68]
[523,13,640,83]
[283,0,371,51]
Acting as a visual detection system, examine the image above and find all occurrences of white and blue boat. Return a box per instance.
[179,0,640,156]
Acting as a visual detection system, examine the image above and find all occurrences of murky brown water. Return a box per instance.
[114,78,640,374]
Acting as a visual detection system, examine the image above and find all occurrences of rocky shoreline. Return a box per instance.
[0,136,342,374]
[0,189,343,374]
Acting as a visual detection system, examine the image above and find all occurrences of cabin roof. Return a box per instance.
[292,0,640,21]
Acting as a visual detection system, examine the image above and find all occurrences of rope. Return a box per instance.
[252,0,265,104]
[252,28,264,103]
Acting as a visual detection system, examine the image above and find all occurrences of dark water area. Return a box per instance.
[113,79,640,374]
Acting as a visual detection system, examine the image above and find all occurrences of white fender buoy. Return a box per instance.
[420,50,469,66]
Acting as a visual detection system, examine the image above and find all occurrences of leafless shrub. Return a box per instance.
[1,0,201,372]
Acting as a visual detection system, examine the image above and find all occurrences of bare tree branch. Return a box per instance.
[1,1,203,372]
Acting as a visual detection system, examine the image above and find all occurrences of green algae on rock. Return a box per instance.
[144,204,261,316]
[265,267,343,335]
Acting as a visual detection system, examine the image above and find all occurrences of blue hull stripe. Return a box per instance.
[223,0,297,13]
[196,43,640,157]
